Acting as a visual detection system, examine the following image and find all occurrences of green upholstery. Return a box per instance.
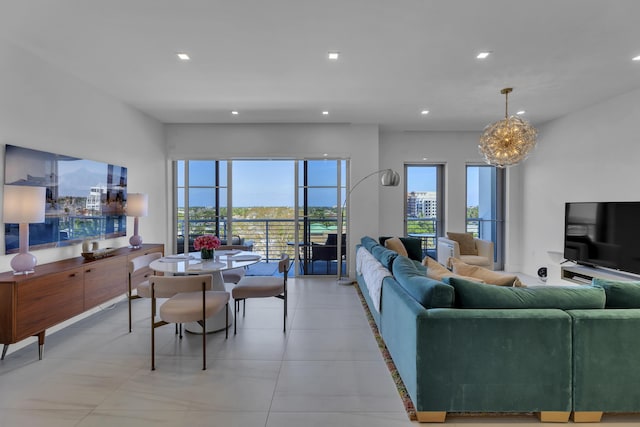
[446,277,605,309]
[361,236,379,253]
[569,309,640,412]
[371,245,398,271]
[392,255,454,308]
[379,236,423,261]
[592,277,640,308]
[357,236,640,417]
[381,280,573,413]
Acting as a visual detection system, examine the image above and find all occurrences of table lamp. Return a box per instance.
[3,185,46,275]
[127,193,148,248]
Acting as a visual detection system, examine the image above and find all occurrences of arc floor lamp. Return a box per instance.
[337,168,400,285]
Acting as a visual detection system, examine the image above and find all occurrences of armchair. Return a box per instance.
[437,235,494,270]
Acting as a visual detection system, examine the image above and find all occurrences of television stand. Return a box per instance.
[561,265,640,285]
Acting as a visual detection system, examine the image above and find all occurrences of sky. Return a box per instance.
[179,160,481,208]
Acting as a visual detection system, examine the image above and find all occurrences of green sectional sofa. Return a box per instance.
[356,236,640,423]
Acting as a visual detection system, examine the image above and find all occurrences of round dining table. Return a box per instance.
[149,250,262,333]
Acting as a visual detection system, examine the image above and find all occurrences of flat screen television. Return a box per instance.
[564,201,640,275]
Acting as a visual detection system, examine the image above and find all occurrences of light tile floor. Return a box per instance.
[1,276,639,426]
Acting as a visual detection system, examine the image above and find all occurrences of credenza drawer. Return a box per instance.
[16,269,84,340]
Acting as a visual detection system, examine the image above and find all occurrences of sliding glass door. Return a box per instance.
[174,158,347,276]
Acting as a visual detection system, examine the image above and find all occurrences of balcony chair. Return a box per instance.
[437,232,494,270]
[231,254,290,334]
[127,252,163,333]
[310,233,346,273]
[149,274,229,370]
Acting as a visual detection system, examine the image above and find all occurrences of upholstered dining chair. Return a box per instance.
[231,254,290,334]
[148,274,230,370]
[128,252,163,333]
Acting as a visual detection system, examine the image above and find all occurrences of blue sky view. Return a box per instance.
[180,160,480,208]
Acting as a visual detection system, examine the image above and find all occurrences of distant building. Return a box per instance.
[407,191,437,217]
[86,186,106,212]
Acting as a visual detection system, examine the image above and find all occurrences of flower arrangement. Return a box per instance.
[193,234,221,250]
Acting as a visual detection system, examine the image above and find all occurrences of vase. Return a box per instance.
[200,248,214,260]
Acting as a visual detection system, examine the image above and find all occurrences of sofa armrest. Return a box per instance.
[474,238,494,270]
[437,237,459,267]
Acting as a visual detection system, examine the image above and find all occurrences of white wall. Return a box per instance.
[521,87,640,282]
[0,39,166,272]
[378,131,525,271]
[165,123,380,276]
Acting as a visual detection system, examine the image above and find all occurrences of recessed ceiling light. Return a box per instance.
[421,110,429,115]
[177,53,190,61]
[633,55,640,61]
[322,111,329,115]
[422,157,429,161]
[323,153,328,157]
[328,51,340,60]
[516,110,526,115]
[476,52,491,59]
[231,111,239,115]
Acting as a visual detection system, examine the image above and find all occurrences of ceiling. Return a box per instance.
[2,0,640,132]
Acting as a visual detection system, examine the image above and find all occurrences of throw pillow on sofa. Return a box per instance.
[450,257,522,286]
[421,256,484,283]
[383,237,408,257]
[446,276,606,309]
[379,236,423,261]
[592,278,640,308]
[447,232,477,255]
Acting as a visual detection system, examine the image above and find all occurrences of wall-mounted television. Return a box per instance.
[4,145,127,254]
[564,201,640,275]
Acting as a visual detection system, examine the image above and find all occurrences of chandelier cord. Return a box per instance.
[504,91,509,118]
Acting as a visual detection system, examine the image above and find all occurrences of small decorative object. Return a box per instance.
[537,267,548,283]
[479,87,538,168]
[193,234,221,260]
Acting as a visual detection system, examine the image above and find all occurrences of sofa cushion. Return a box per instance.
[361,236,380,253]
[447,232,477,255]
[371,245,398,271]
[446,277,606,309]
[421,256,485,283]
[392,255,454,308]
[379,236,423,261]
[450,258,521,286]
[383,237,408,257]
[592,278,640,308]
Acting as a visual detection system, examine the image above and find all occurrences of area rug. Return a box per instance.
[353,283,418,421]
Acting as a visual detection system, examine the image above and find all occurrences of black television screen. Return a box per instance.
[564,201,640,275]
[4,145,127,254]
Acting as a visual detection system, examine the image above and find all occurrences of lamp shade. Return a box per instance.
[3,185,46,224]
[126,193,148,217]
[380,169,400,187]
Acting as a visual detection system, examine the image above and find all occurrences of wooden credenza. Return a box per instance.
[0,243,164,360]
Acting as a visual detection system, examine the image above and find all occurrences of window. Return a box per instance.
[466,165,505,269]
[405,164,444,259]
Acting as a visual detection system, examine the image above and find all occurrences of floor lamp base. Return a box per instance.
[337,277,355,286]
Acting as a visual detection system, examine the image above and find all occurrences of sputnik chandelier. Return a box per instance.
[479,88,537,168]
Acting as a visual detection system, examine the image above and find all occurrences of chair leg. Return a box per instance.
[225,302,229,339]
[151,303,156,371]
[128,281,133,333]
[202,318,206,370]
[243,299,246,317]
[179,324,183,339]
[234,300,238,335]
